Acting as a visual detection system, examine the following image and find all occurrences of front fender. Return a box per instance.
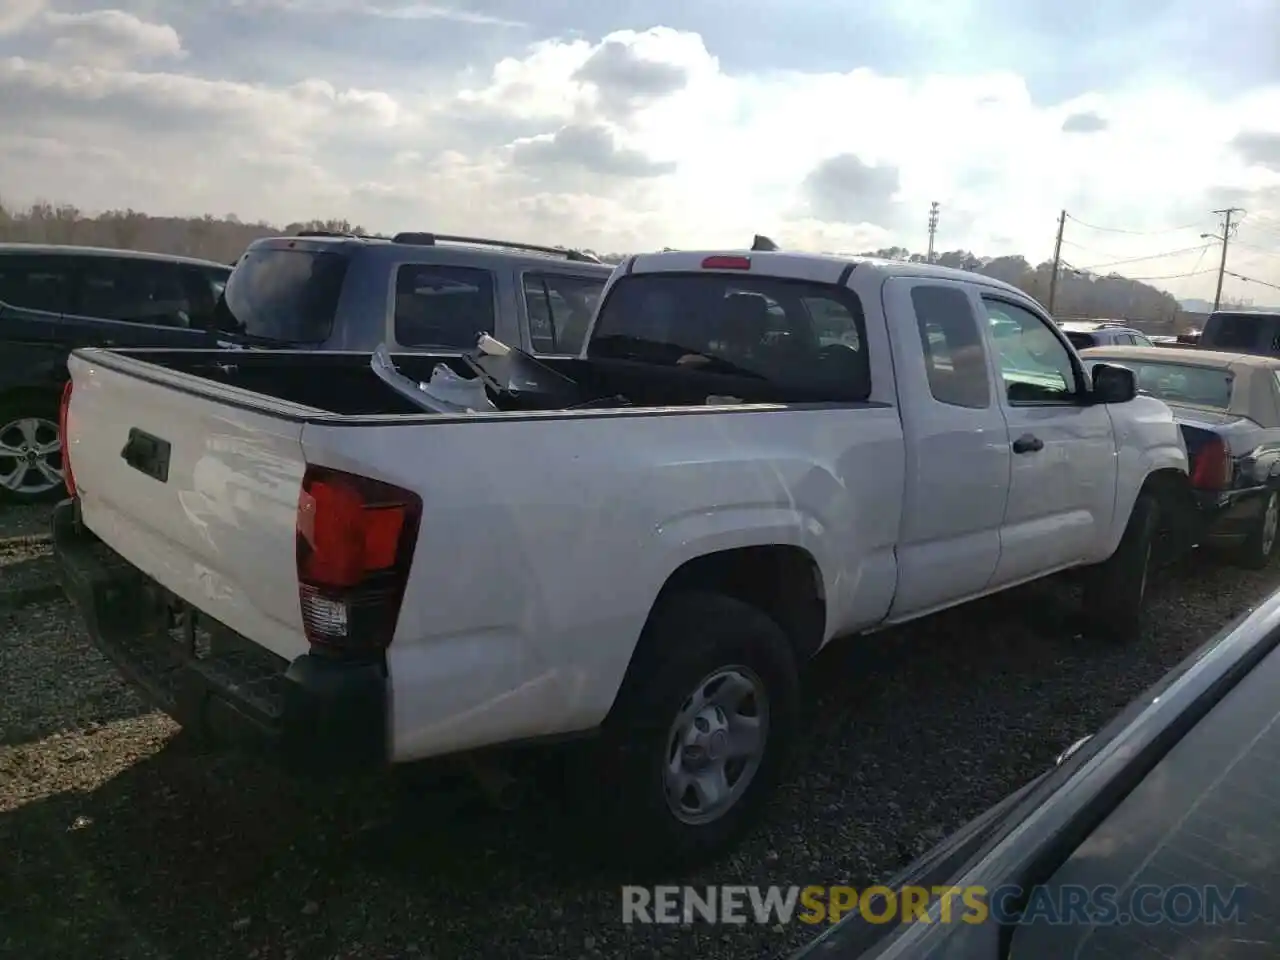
[1102,397,1190,558]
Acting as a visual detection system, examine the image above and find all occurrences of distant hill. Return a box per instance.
[1180,298,1280,313]
[845,247,1183,322]
[0,200,1201,322]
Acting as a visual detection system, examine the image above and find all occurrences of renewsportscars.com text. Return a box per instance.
[620,884,1248,927]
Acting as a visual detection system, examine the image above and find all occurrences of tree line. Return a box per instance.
[0,201,1190,324]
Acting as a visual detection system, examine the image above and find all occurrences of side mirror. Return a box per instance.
[1091,363,1137,404]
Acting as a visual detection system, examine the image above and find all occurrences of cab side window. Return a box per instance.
[982,298,1078,404]
[911,285,990,409]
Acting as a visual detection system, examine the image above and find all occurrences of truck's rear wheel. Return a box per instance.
[595,591,800,870]
[1082,492,1158,642]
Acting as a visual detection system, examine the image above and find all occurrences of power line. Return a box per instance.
[1075,244,1212,272]
[1229,239,1280,257]
[1064,214,1203,236]
[1119,268,1218,282]
[1060,238,1127,260]
[1224,270,1280,293]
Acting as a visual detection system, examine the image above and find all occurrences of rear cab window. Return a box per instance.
[587,272,869,401]
[218,246,350,344]
[522,272,607,355]
[394,264,495,349]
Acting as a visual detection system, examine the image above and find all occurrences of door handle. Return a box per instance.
[1012,434,1044,454]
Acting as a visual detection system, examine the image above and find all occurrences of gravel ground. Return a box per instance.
[0,545,1277,960]
[0,502,53,540]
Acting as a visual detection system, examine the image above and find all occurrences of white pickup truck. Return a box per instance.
[52,248,1190,867]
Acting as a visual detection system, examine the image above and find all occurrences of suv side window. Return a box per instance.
[0,255,72,313]
[521,272,605,354]
[982,297,1077,404]
[395,264,496,349]
[911,285,990,408]
[75,258,194,327]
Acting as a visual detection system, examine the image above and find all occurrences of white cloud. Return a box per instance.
[39,10,184,68]
[0,13,1278,301]
[227,0,525,28]
[0,0,45,35]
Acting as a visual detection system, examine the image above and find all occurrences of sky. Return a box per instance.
[1,0,1278,304]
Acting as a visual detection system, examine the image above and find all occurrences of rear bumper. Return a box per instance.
[51,498,388,775]
[1194,487,1269,547]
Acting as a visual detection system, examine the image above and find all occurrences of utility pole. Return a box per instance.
[1047,209,1066,315]
[1203,207,1245,311]
[926,202,940,264]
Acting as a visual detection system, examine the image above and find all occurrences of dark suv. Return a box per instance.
[215,231,614,356]
[0,244,232,503]
[1196,309,1280,356]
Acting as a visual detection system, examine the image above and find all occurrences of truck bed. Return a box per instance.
[77,347,864,419]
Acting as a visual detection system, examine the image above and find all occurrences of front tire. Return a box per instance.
[594,591,800,871]
[1082,492,1158,642]
[1234,490,1279,570]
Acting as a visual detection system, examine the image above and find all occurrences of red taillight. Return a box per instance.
[1190,436,1232,491]
[59,380,76,498]
[296,466,421,656]
[702,255,751,270]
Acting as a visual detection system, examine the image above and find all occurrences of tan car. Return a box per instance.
[1082,344,1280,568]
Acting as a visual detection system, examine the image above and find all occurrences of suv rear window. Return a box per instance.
[587,273,869,401]
[217,247,349,344]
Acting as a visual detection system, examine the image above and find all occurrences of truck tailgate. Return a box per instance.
[65,352,310,661]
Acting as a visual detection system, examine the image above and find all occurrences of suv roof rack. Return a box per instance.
[293,229,365,238]
[390,232,602,264]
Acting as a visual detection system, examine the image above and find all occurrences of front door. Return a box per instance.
[981,296,1118,585]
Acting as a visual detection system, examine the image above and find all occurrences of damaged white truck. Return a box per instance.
[53,246,1190,867]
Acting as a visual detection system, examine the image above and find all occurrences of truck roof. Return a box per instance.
[624,249,1030,299]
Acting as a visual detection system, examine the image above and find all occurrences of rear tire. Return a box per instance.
[1082,492,1158,642]
[0,397,65,505]
[591,591,800,871]
[1233,490,1279,570]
